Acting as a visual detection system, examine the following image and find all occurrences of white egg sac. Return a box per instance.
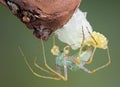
[54,9,93,50]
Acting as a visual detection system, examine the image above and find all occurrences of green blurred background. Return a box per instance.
[0,0,120,87]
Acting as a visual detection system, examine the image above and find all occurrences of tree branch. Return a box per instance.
[0,0,7,6]
[0,0,81,40]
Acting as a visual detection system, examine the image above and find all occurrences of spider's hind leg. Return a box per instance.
[87,48,111,74]
[18,46,61,80]
[41,40,68,81]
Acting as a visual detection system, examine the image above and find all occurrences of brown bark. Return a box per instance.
[0,0,7,6]
[0,0,81,40]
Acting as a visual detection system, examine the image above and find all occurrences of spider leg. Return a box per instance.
[88,48,111,74]
[56,64,62,74]
[77,26,85,64]
[41,40,68,81]
[18,46,61,80]
[34,57,55,75]
[63,56,68,79]
[79,47,111,74]
[86,27,98,64]
[86,47,96,64]
[79,61,92,73]
[86,27,98,45]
